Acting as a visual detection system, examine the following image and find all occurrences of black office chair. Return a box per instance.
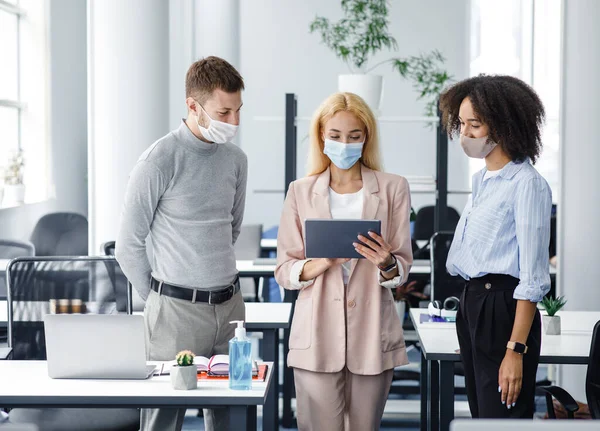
[101,241,142,313]
[4,256,139,431]
[430,231,465,302]
[540,320,600,419]
[29,213,88,256]
[412,206,460,259]
[0,240,35,259]
[0,240,35,343]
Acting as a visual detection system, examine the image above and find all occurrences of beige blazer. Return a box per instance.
[275,165,413,375]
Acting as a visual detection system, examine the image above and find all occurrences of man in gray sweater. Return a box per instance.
[116,56,248,431]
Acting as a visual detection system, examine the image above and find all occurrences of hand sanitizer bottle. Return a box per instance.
[228,320,252,390]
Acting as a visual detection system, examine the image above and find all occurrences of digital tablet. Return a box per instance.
[304,219,382,259]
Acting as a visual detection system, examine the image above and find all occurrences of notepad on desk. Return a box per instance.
[155,355,258,377]
[419,313,456,327]
[198,364,269,382]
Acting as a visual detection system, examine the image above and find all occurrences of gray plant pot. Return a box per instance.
[170,365,197,390]
[543,315,561,335]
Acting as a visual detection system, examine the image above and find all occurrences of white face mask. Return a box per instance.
[196,104,238,144]
[460,135,497,159]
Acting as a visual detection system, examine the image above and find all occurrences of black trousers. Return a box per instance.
[456,274,541,418]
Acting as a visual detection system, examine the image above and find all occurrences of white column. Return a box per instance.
[558,0,600,401]
[87,0,169,253]
[195,0,240,68]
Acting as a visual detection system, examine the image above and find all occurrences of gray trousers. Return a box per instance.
[141,288,245,431]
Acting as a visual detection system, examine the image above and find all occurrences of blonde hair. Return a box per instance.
[307,92,383,176]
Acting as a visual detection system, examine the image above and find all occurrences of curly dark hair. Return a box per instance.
[439,75,545,163]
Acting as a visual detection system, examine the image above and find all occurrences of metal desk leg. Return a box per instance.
[262,328,279,431]
[420,351,428,431]
[439,361,454,431]
[428,359,439,431]
[282,326,295,428]
[230,405,254,431]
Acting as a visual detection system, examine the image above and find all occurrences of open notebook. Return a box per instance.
[155,354,258,376]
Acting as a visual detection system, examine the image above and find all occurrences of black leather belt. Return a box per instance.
[150,276,240,304]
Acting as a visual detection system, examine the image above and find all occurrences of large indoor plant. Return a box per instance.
[310,0,451,115]
[2,149,26,206]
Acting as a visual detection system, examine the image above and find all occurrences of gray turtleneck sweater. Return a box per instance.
[116,120,248,300]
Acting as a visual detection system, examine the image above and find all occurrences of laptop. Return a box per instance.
[305,219,381,259]
[451,419,598,431]
[44,314,156,379]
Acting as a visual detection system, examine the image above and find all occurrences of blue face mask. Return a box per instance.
[323,139,364,170]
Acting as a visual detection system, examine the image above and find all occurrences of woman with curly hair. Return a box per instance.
[439,75,552,418]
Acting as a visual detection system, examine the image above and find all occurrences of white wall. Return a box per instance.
[0,0,88,241]
[557,0,600,402]
[237,0,471,229]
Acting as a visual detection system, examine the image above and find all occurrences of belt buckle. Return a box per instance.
[192,289,197,304]
[208,291,213,305]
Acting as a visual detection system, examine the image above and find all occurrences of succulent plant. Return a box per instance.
[175,350,195,367]
[540,296,567,317]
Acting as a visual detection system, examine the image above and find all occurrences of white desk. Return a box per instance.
[0,360,273,431]
[410,308,600,431]
[0,257,558,283]
[3,300,290,431]
[238,258,432,275]
[260,238,277,252]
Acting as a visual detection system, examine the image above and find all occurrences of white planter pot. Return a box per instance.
[3,184,25,206]
[338,74,383,112]
[170,365,197,390]
[542,315,561,335]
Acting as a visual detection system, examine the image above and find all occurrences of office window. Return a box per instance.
[0,5,21,164]
[0,0,50,206]
[469,0,561,200]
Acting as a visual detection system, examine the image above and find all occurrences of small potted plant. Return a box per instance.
[541,296,567,335]
[171,350,197,390]
[309,0,451,114]
[3,149,25,206]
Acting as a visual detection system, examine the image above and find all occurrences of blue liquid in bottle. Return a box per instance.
[229,321,252,390]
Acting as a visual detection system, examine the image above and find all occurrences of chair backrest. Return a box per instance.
[413,206,461,241]
[0,239,35,259]
[430,231,465,302]
[102,240,116,256]
[234,224,263,259]
[586,319,600,418]
[29,212,88,256]
[6,256,131,360]
[101,240,144,313]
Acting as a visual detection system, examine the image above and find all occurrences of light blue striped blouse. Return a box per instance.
[446,160,552,302]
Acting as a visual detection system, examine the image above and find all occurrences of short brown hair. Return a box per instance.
[439,74,545,163]
[185,56,245,103]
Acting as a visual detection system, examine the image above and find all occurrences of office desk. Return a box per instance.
[410,308,599,431]
[128,302,290,431]
[0,347,11,360]
[0,360,274,431]
[260,239,277,253]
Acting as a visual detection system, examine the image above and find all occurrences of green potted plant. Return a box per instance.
[171,350,197,390]
[309,0,451,115]
[2,149,25,206]
[540,295,567,335]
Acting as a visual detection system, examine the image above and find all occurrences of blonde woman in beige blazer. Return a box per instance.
[275,92,413,431]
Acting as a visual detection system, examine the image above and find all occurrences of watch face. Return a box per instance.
[513,342,526,354]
